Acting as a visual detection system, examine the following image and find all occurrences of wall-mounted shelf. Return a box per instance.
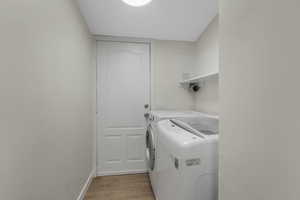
[180,72,219,85]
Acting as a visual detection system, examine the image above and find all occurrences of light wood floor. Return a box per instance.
[84,174,155,200]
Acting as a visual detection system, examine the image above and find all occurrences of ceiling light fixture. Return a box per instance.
[122,0,152,7]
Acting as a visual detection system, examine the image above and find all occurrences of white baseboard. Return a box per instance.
[96,169,147,177]
[76,168,96,200]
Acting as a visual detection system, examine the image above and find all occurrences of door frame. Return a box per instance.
[95,36,152,176]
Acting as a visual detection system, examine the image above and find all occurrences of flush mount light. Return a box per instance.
[122,0,152,7]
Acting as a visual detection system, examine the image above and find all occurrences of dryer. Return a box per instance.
[145,110,206,198]
[156,116,219,200]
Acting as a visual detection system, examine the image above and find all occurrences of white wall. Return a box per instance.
[151,19,219,114]
[220,1,300,200]
[0,1,95,200]
[194,17,219,114]
[195,17,219,76]
[151,40,196,110]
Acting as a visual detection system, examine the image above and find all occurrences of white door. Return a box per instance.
[97,41,150,176]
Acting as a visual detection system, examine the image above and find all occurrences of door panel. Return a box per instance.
[97,41,150,175]
[126,134,146,160]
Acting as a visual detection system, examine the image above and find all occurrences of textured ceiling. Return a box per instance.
[78,0,218,41]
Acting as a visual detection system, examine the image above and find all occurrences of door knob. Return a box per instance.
[144,113,150,119]
[144,104,149,109]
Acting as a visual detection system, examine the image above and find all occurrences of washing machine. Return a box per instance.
[156,117,219,200]
[145,110,206,198]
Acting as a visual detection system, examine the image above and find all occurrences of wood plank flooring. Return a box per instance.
[84,174,155,200]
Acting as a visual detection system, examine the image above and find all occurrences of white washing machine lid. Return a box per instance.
[157,119,218,158]
[150,110,217,122]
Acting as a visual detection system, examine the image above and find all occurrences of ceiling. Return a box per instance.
[77,0,218,41]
